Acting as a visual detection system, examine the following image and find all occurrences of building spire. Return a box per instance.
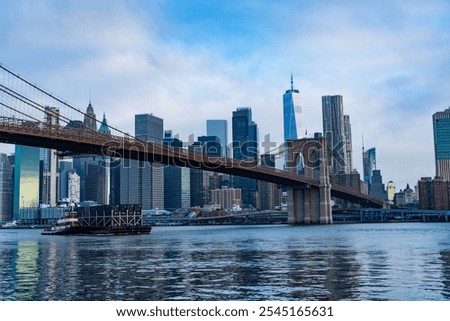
[290,72,294,91]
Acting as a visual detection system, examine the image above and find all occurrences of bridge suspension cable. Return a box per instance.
[0,64,136,140]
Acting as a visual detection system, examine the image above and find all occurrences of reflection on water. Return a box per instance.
[11,241,39,300]
[1,223,450,300]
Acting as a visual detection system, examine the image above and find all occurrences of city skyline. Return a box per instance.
[1,1,450,189]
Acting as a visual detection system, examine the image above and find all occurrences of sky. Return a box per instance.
[1,0,450,190]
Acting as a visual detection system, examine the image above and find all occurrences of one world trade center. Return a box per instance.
[282,75,303,141]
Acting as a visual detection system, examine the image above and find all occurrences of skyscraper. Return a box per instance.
[135,113,164,143]
[58,159,73,201]
[283,75,302,141]
[206,120,228,157]
[163,131,190,211]
[343,114,353,171]
[232,107,258,161]
[40,107,60,207]
[13,145,40,219]
[322,95,348,174]
[0,153,13,222]
[110,113,164,209]
[84,101,97,131]
[232,107,258,207]
[433,107,450,180]
[370,169,386,200]
[362,146,376,192]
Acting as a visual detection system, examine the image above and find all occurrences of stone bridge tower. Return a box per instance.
[285,137,332,224]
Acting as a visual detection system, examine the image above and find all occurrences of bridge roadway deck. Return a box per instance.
[0,118,383,207]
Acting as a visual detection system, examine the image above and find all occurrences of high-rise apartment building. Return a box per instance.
[283,75,302,141]
[211,187,242,210]
[433,107,450,180]
[232,107,258,208]
[418,176,450,210]
[322,95,348,174]
[206,120,228,157]
[0,153,13,222]
[343,115,353,171]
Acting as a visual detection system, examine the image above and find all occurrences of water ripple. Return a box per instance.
[1,223,450,300]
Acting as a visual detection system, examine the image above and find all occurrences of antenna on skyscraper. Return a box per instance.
[290,72,294,91]
[362,134,365,151]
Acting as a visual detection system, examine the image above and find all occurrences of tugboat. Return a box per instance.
[42,208,82,235]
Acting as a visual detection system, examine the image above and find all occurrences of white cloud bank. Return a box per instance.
[1,0,450,190]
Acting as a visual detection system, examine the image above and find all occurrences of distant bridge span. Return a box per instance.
[0,117,383,209]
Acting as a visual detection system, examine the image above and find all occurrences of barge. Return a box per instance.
[42,204,151,236]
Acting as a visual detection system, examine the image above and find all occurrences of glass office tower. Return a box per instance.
[13,145,40,219]
[283,75,302,141]
[433,107,450,180]
[206,119,228,157]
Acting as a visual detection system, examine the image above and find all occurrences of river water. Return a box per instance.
[1,223,449,301]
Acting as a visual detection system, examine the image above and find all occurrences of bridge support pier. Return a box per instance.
[285,138,333,224]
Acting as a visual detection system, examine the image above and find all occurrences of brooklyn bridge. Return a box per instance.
[0,64,383,224]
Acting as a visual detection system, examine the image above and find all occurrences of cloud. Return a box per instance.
[1,0,450,190]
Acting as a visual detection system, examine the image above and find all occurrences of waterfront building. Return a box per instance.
[206,120,228,157]
[432,176,449,210]
[283,75,302,141]
[322,95,348,174]
[418,176,450,210]
[0,153,13,222]
[394,183,418,208]
[433,107,450,180]
[232,107,258,208]
[362,147,376,192]
[211,187,242,210]
[418,177,433,210]
[13,145,40,219]
[163,131,190,211]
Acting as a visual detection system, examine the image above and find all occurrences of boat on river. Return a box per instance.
[42,209,151,236]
